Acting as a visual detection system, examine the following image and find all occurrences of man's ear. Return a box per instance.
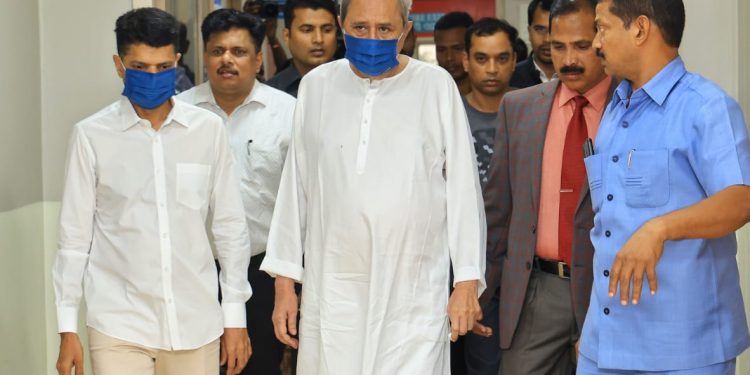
[632,15,651,46]
[256,51,264,74]
[283,28,291,46]
[113,54,125,79]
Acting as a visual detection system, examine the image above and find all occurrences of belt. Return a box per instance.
[533,256,570,279]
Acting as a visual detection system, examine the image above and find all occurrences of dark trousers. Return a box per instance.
[500,270,578,375]
[239,253,286,375]
[464,288,501,375]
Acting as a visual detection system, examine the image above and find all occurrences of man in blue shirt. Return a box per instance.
[577,0,750,373]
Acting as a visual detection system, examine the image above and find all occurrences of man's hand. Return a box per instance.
[272,276,299,349]
[609,218,667,305]
[447,280,482,342]
[470,321,493,337]
[56,332,84,375]
[220,328,251,375]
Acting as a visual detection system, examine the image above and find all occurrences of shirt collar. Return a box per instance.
[116,97,190,131]
[531,54,557,82]
[192,80,270,110]
[614,56,686,107]
[558,75,613,111]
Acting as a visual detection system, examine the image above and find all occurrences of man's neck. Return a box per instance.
[292,58,315,78]
[630,50,679,92]
[466,89,505,113]
[532,53,555,81]
[133,100,173,131]
[457,77,472,96]
[213,86,252,117]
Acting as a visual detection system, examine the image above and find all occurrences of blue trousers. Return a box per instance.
[463,288,501,375]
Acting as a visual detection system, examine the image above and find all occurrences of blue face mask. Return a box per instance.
[121,66,176,109]
[344,33,401,77]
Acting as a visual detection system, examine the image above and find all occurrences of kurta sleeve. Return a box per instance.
[261,88,307,283]
[440,77,487,296]
[209,122,253,328]
[53,124,97,334]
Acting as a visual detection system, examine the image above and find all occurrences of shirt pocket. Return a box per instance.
[584,154,604,213]
[246,142,283,204]
[622,149,670,207]
[176,163,211,210]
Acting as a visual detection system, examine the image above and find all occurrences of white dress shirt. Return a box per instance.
[260,59,486,374]
[178,81,296,257]
[53,98,252,350]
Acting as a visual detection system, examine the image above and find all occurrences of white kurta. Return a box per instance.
[260,58,486,374]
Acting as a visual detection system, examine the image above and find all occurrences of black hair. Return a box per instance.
[603,0,685,47]
[465,17,519,53]
[283,0,337,29]
[527,0,554,26]
[201,8,265,53]
[115,8,180,57]
[549,0,597,31]
[434,11,474,31]
[513,38,529,62]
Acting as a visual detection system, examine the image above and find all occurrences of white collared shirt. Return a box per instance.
[533,57,556,83]
[178,81,296,257]
[53,98,252,350]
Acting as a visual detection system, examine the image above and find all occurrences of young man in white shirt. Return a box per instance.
[54,8,252,375]
[177,8,296,375]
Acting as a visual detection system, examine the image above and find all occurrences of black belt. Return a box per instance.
[533,256,570,279]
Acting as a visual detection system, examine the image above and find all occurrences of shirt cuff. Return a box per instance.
[57,306,79,333]
[452,266,486,296]
[259,257,304,283]
[222,302,247,328]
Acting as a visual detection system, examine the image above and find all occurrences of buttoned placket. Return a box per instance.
[149,123,181,349]
[356,82,379,174]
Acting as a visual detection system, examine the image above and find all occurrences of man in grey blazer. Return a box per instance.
[480,0,615,373]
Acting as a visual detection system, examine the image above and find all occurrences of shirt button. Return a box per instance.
[607,194,614,201]
[531,225,537,234]
[604,270,610,277]
[605,230,611,237]
[612,155,619,163]
[161,233,168,239]
[525,261,531,270]
[622,121,629,128]
[604,308,610,315]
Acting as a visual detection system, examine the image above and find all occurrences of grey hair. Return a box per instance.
[339,0,413,25]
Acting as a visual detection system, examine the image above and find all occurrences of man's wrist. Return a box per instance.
[275,276,296,292]
[648,216,670,243]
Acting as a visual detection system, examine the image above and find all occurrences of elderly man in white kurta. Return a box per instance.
[260,0,487,373]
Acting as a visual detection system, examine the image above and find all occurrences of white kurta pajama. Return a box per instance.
[261,58,486,374]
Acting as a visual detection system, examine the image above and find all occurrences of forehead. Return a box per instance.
[344,0,403,24]
[206,27,254,47]
[550,10,596,40]
[531,5,550,24]
[595,0,614,20]
[122,43,176,62]
[434,28,466,44]
[470,32,513,52]
[292,7,336,26]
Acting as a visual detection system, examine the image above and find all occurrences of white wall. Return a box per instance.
[0,0,130,373]
[0,0,46,373]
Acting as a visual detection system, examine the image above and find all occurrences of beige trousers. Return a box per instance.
[88,328,220,375]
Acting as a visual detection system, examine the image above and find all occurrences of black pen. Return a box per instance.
[583,138,595,158]
[246,139,253,156]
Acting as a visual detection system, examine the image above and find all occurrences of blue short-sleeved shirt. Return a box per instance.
[579,57,750,371]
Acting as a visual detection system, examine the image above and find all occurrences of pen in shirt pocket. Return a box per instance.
[627,149,636,168]
[246,139,253,156]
